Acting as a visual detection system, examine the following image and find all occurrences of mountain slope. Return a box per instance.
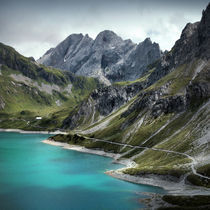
[38,31,161,84]
[0,43,101,130]
[50,3,210,188]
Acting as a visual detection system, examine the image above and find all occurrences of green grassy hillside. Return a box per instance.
[51,58,210,187]
[0,43,101,130]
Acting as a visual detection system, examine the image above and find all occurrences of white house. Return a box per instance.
[35,116,42,120]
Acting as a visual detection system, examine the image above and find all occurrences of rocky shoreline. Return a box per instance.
[42,139,210,195]
[2,131,207,196]
[106,170,210,195]
[42,139,136,167]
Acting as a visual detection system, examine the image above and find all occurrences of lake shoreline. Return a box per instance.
[1,131,150,210]
[42,139,210,195]
[42,139,136,168]
[0,128,67,135]
[1,130,207,195]
[2,131,209,208]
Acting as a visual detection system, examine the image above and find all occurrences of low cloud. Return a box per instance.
[0,0,208,59]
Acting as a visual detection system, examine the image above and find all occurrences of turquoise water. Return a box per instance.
[0,132,164,210]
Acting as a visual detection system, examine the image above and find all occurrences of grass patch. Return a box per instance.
[197,164,210,177]
[187,174,210,188]
[145,60,200,96]
[129,114,173,146]
[51,133,123,153]
[124,149,190,178]
[124,167,186,179]
[161,195,210,208]
[85,141,123,153]
[121,148,144,159]
[113,69,154,86]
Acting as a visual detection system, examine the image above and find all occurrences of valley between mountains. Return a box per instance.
[0,2,210,208]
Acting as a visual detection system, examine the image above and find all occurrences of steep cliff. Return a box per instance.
[147,3,210,86]
[62,80,147,129]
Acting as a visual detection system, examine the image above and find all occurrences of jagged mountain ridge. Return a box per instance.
[52,3,210,188]
[148,4,210,85]
[38,30,161,84]
[61,6,210,130]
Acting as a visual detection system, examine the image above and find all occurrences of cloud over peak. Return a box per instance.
[0,0,208,59]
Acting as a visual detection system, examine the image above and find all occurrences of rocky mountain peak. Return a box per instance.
[42,48,54,57]
[65,33,84,41]
[38,30,161,83]
[147,3,210,86]
[136,37,160,54]
[143,37,152,44]
[200,2,210,29]
[197,2,210,59]
[95,30,123,42]
[56,33,85,54]
[174,2,210,60]
[93,30,124,49]
[181,22,199,40]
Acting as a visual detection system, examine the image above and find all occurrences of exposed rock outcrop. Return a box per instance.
[62,81,146,129]
[186,64,210,104]
[147,3,210,86]
[121,83,186,119]
[151,95,186,117]
[0,96,5,110]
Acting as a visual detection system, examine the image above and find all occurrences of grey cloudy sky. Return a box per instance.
[0,0,209,59]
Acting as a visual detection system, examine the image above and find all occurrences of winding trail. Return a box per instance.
[156,100,210,147]
[78,135,210,180]
[6,117,210,180]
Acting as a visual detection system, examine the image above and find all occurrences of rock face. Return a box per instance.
[38,31,161,84]
[90,82,146,116]
[121,84,187,120]
[104,38,161,82]
[0,96,5,110]
[62,81,146,129]
[147,3,210,86]
[186,64,210,103]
